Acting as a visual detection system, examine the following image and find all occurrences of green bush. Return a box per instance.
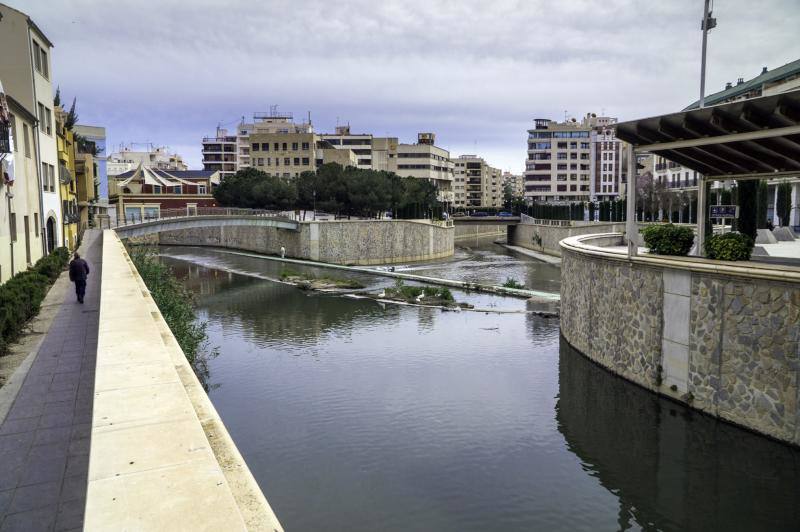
[33,247,69,281]
[0,248,69,353]
[705,232,754,261]
[641,224,695,256]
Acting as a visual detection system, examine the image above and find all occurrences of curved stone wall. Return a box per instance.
[560,233,800,446]
[156,219,454,265]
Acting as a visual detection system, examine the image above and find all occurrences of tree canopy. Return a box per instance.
[214,164,440,218]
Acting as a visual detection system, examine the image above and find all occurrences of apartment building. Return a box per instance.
[55,106,78,250]
[108,145,188,179]
[249,131,317,178]
[397,133,454,205]
[73,124,107,199]
[203,111,314,178]
[502,171,524,199]
[590,117,628,201]
[0,87,44,282]
[524,118,592,202]
[319,125,399,172]
[0,3,61,253]
[452,155,502,209]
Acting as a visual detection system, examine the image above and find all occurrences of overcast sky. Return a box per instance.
[18,0,800,173]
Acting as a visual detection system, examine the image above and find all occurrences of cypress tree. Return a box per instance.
[737,180,758,240]
[776,182,792,227]
[756,180,769,229]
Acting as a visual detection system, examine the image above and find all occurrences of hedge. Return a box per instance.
[641,224,695,256]
[705,233,754,261]
[0,247,70,353]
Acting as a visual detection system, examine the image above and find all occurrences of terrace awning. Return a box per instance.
[616,90,800,181]
[613,89,800,258]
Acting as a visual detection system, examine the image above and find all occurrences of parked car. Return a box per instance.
[498,211,514,217]
[452,212,467,217]
[472,212,489,217]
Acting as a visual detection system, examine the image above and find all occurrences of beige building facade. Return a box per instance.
[397,133,454,204]
[452,155,502,209]
[1,91,44,283]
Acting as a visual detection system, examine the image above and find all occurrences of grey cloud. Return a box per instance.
[18,0,800,172]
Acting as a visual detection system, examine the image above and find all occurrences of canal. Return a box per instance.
[159,239,800,531]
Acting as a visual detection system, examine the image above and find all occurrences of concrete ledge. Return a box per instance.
[560,233,800,283]
[87,231,283,531]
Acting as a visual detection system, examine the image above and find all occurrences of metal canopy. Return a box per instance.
[615,90,800,180]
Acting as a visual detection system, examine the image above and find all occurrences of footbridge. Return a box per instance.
[112,208,299,239]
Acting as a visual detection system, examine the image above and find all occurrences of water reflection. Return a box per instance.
[557,337,800,531]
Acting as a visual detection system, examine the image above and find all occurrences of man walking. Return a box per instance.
[69,252,90,304]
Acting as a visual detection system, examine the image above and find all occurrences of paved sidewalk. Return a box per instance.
[0,230,102,532]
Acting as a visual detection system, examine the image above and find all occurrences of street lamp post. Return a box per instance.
[699,0,717,109]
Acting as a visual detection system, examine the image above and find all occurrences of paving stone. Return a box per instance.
[7,482,60,514]
[0,507,57,532]
[18,455,67,487]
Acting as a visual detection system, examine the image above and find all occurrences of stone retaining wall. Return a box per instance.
[560,234,800,446]
[510,222,626,256]
[157,220,454,265]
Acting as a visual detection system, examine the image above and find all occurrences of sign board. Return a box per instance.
[710,205,739,219]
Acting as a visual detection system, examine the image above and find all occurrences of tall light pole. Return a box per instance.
[699,0,717,108]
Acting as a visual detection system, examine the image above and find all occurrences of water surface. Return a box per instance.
[161,242,800,531]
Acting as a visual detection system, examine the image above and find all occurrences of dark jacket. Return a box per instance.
[69,258,90,282]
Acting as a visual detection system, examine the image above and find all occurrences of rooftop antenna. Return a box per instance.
[564,110,568,122]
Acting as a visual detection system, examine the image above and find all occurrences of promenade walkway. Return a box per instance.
[0,230,102,531]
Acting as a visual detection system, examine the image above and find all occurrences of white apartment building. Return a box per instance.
[397,133,454,205]
[108,145,188,179]
[0,3,60,254]
[452,155,502,209]
[590,117,627,201]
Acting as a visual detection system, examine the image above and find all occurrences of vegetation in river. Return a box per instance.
[128,247,216,387]
[384,279,455,305]
[279,267,365,290]
[502,277,525,289]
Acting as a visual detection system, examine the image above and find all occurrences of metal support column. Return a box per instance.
[626,144,637,258]
[696,175,707,256]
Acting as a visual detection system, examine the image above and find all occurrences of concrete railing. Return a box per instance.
[559,232,800,446]
[86,231,283,530]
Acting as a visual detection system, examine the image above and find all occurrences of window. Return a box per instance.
[557,164,567,170]
[257,157,264,166]
[302,157,310,166]
[581,142,590,149]
[274,143,279,151]
[33,41,42,72]
[174,186,182,194]
[282,143,287,151]
[153,185,162,194]
[22,123,31,157]
[23,216,31,264]
[284,157,290,165]
[34,213,39,238]
[40,48,48,78]
[41,162,47,191]
[252,143,259,151]
[292,142,298,151]
[557,142,567,149]
[569,142,577,149]
[293,157,300,166]
[262,143,269,151]
[557,153,568,160]
[267,158,271,166]
[199,185,207,194]
[10,213,17,242]
[275,158,279,166]
[302,142,309,150]
[570,153,577,160]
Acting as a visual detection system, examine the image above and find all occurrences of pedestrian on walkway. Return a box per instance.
[69,251,90,304]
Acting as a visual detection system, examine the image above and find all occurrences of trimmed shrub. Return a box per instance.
[502,278,524,289]
[33,247,70,281]
[705,233,754,261]
[641,224,695,256]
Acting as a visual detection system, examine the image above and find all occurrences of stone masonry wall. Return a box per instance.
[561,246,800,446]
[157,220,453,265]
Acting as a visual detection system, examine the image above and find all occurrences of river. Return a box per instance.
[159,238,800,531]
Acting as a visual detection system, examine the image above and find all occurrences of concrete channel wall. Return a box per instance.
[559,233,800,446]
[158,219,454,265]
[453,223,507,241]
[87,231,283,530]
[509,222,627,257]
